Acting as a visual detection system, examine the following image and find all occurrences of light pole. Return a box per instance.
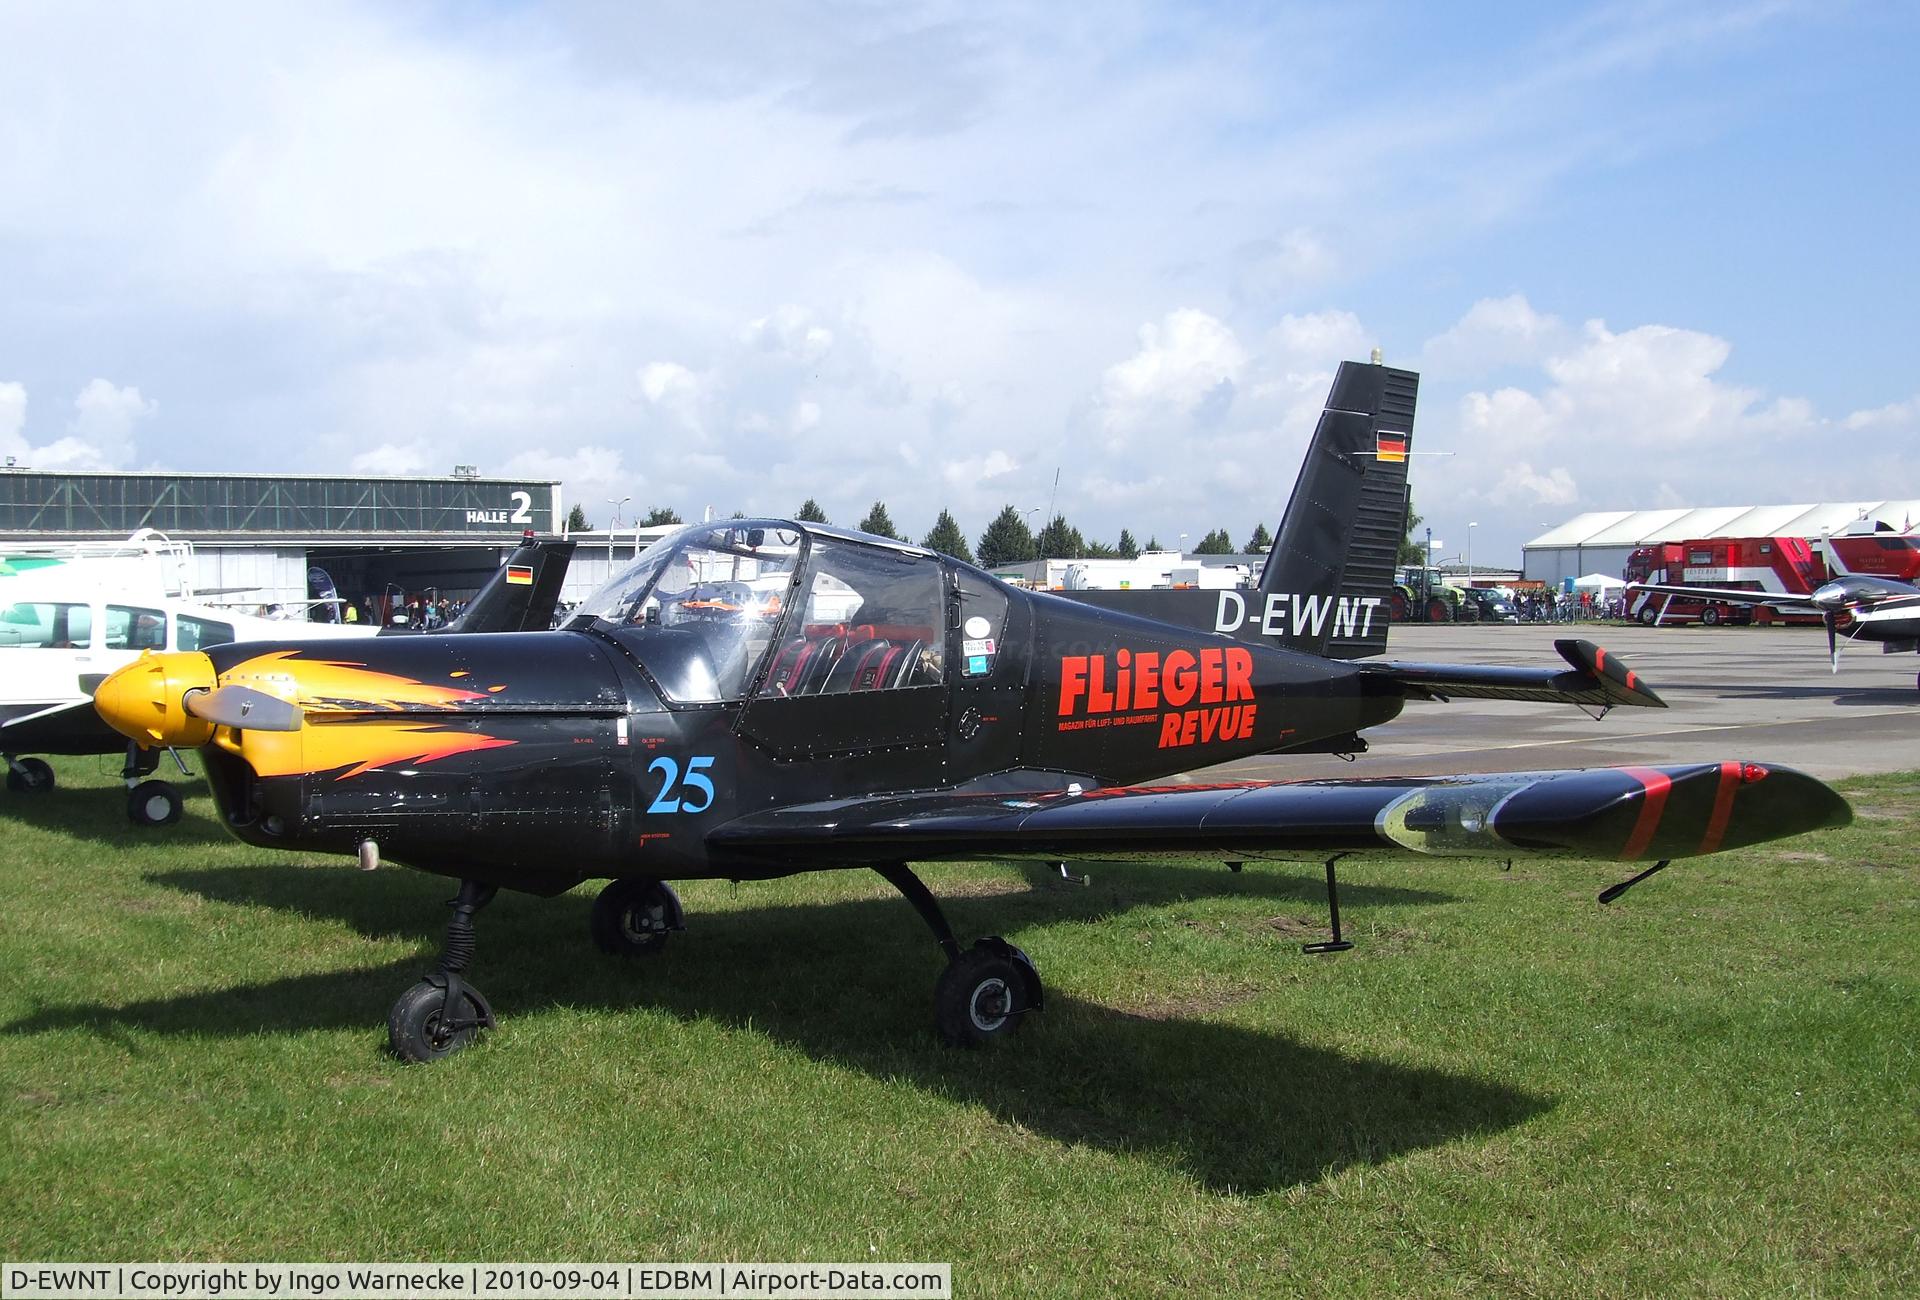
[1467,521,1477,585]
[607,496,630,572]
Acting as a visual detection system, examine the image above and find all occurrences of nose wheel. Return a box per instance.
[127,780,182,826]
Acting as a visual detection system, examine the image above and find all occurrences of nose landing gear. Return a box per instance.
[388,880,498,1063]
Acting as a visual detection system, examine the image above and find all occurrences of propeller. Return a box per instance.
[182,685,303,732]
[1824,610,1838,673]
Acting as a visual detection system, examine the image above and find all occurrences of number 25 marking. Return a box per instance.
[646,755,715,814]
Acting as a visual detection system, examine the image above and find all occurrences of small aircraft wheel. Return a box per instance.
[387,979,487,1063]
[1701,606,1722,627]
[6,757,55,793]
[590,878,680,957]
[934,945,1029,1048]
[127,780,182,827]
[1637,606,1658,626]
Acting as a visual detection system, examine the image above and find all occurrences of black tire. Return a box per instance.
[934,946,1029,1048]
[1427,597,1450,623]
[387,979,487,1063]
[127,780,182,827]
[1637,606,1658,626]
[6,757,55,793]
[1701,606,1722,627]
[590,878,680,957]
[1389,591,1409,622]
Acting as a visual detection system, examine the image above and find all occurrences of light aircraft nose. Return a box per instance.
[94,651,218,748]
[1810,581,1850,609]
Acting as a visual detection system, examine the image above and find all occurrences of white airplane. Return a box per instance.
[2,532,372,823]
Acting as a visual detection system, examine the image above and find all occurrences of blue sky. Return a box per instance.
[1,0,1914,563]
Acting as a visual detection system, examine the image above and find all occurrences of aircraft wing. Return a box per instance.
[708,761,1850,871]
[1627,582,1819,613]
[0,698,94,729]
[1358,638,1665,707]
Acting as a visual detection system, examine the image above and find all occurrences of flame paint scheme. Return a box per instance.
[92,362,1853,1060]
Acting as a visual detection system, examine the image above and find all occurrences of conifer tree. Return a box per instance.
[921,509,974,563]
[856,501,901,540]
[796,498,829,523]
[977,506,1037,568]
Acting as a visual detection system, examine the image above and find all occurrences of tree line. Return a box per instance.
[568,495,1428,571]
[570,500,1277,568]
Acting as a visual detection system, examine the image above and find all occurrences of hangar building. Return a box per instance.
[0,466,563,613]
[1522,500,1920,585]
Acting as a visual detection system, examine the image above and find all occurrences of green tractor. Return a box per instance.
[1389,566,1467,623]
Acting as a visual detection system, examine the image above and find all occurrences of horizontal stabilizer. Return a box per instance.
[708,761,1847,870]
[1358,638,1665,707]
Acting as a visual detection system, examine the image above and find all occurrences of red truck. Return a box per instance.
[1624,530,1920,626]
[1623,536,1827,626]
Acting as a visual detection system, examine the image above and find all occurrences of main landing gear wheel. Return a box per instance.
[126,780,181,826]
[873,864,1045,1048]
[6,757,55,793]
[934,942,1041,1047]
[590,878,683,956]
[388,880,498,1064]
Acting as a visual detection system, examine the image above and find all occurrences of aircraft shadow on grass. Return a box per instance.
[0,779,222,848]
[2,861,1547,1194]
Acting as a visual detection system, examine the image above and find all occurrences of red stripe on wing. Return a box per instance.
[1618,766,1673,861]
[1698,760,1740,854]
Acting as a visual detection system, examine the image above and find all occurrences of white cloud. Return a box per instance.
[743,306,835,364]
[1425,314,1916,527]
[1491,461,1578,507]
[940,448,1018,490]
[639,362,698,406]
[70,378,157,448]
[1096,309,1248,443]
[0,382,24,449]
[1843,395,1920,432]
[1422,294,1568,377]
[350,442,430,476]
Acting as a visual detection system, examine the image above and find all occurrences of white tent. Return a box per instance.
[1572,573,1625,591]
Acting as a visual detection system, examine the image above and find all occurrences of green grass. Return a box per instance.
[2,755,1916,1296]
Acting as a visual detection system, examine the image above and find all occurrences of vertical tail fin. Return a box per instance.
[1256,360,1418,658]
[439,534,577,634]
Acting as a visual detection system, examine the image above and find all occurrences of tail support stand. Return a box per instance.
[1598,859,1671,905]
[1303,853,1355,955]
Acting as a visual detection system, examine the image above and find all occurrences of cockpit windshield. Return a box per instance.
[569,522,804,702]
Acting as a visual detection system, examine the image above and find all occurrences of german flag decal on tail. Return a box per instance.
[1375,430,1407,462]
[505,564,534,585]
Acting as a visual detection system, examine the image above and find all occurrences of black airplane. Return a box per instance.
[92,362,1851,1061]
[3,533,573,824]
